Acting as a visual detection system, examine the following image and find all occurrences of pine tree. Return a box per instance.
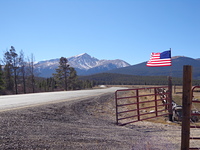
[0,65,5,93]
[3,46,19,93]
[68,67,78,90]
[3,64,13,91]
[53,57,70,90]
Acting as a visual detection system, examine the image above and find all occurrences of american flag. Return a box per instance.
[146,50,171,67]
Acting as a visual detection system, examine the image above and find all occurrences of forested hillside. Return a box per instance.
[79,73,200,85]
[1,46,200,96]
[0,47,94,95]
[106,57,200,80]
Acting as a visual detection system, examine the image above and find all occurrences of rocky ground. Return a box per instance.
[0,93,186,150]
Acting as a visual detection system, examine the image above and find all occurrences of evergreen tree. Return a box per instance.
[49,77,56,91]
[3,46,19,93]
[68,67,78,90]
[3,64,13,91]
[0,65,5,93]
[53,57,70,90]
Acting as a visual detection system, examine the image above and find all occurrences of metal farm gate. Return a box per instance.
[189,86,200,150]
[180,66,200,150]
[115,86,173,126]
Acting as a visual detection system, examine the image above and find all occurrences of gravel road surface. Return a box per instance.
[0,87,125,111]
[0,89,191,150]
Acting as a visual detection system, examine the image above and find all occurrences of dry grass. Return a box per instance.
[116,85,200,126]
[116,85,170,125]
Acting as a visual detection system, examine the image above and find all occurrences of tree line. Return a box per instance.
[79,73,200,86]
[0,46,93,95]
[2,46,199,95]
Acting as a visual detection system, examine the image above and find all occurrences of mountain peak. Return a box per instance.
[68,53,99,70]
[35,53,130,77]
[172,56,185,59]
[74,53,89,57]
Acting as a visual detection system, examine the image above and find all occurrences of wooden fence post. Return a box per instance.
[181,65,192,150]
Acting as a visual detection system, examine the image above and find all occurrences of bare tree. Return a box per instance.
[19,50,27,93]
[27,54,35,93]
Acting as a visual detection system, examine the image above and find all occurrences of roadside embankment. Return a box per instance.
[0,93,181,149]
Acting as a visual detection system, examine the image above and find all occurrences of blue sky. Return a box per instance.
[1,0,200,65]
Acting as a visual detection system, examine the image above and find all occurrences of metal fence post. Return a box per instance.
[181,65,192,150]
[168,76,173,121]
[115,91,119,125]
[136,89,140,121]
[154,88,158,117]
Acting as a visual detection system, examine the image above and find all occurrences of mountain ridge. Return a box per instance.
[35,53,130,77]
[35,54,200,79]
[106,56,200,79]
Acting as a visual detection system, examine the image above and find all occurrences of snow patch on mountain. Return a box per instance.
[35,53,130,77]
[68,53,99,70]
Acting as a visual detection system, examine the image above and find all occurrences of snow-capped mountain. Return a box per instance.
[35,53,130,77]
[67,53,99,70]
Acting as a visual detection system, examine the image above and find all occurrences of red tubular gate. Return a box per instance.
[115,86,172,126]
[189,86,200,150]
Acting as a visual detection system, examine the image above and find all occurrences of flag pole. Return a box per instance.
[170,48,172,77]
[168,48,173,121]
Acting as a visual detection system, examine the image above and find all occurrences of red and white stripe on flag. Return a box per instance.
[146,51,171,67]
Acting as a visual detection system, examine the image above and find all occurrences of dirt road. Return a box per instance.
[0,93,183,149]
